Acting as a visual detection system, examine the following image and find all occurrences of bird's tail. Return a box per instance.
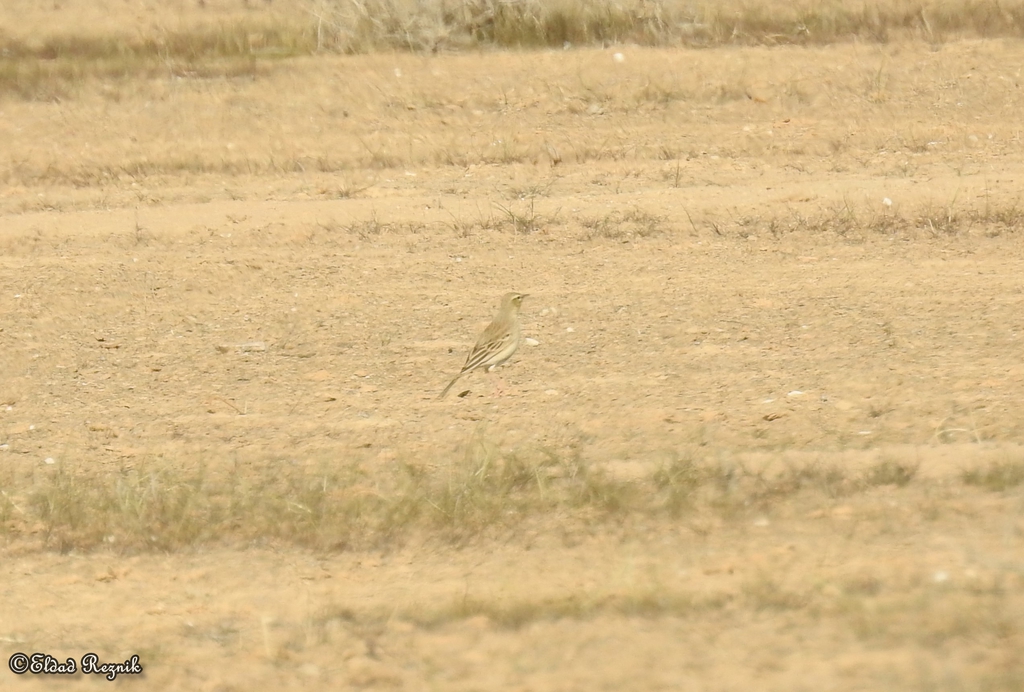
[438,374,462,399]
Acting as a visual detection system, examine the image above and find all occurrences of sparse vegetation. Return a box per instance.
[12,439,1020,554]
[701,200,1024,240]
[341,212,427,239]
[5,0,1024,101]
[0,442,965,553]
[261,564,1022,645]
[493,198,550,235]
[962,459,1024,491]
[317,587,726,631]
[864,458,919,487]
[236,0,1024,55]
[743,575,810,611]
[580,208,669,241]
[0,23,311,101]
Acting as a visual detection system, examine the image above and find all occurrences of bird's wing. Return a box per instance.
[460,324,514,373]
[439,325,510,399]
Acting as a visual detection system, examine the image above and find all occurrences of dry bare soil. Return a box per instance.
[2,4,1024,691]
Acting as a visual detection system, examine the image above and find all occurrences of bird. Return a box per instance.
[439,292,527,399]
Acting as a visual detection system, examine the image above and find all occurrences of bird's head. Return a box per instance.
[501,292,527,312]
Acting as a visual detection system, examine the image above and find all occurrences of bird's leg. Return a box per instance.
[491,368,511,397]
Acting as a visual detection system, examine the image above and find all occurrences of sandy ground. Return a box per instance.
[2,7,1024,689]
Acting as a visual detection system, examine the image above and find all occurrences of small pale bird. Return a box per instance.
[439,292,528,398]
